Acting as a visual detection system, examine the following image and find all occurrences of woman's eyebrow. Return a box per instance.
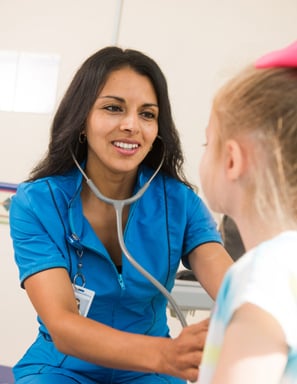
[143,103,159,108]
[98,95,159,108]
[97,95,124,102]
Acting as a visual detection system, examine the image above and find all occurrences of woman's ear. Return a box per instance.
[224,139,245,181]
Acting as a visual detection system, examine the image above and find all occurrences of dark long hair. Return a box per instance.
[28,46,192,188]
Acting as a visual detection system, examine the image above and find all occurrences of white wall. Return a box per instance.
[1,0,296,367]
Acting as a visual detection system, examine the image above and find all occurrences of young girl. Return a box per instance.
[198,40,297,383]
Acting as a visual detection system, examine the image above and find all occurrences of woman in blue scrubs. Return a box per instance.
[10,46,233,384]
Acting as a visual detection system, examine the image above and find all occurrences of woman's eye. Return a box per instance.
[104,105,122,112]
[141,111,156,120]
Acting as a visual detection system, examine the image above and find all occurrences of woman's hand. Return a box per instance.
[158,317,210,382]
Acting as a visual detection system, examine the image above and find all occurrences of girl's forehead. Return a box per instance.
[208,110,219,133]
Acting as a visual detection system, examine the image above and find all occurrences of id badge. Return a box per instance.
[73,284,95,317]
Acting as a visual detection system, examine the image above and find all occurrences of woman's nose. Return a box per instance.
[119,112,140,133]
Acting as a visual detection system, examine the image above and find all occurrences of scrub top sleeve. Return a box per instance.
[9,185,68,287]
[182,191,222,269]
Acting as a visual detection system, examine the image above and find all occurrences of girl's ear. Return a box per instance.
[224,139,245,181]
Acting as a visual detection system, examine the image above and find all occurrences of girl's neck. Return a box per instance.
[234,214,288,252]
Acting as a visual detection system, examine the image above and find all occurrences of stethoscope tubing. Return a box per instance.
[71,147,188,328]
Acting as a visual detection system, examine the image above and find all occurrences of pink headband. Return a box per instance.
[255,40,297,68]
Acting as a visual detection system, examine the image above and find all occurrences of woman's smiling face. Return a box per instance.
[85,66,159,177]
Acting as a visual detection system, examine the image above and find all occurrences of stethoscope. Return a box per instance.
[71,142,188,328]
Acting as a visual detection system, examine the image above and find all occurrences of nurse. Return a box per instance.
[10,46,233,384]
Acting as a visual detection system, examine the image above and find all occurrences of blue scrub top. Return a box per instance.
[10,164,222,382]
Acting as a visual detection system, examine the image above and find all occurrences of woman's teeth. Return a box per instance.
[113,141,139,150]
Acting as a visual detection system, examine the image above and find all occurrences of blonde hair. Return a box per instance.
[213,66,297,227]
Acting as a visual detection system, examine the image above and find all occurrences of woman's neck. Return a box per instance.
[83,165,138,200]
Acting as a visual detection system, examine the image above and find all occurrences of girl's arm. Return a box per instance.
[211,302,287,384]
